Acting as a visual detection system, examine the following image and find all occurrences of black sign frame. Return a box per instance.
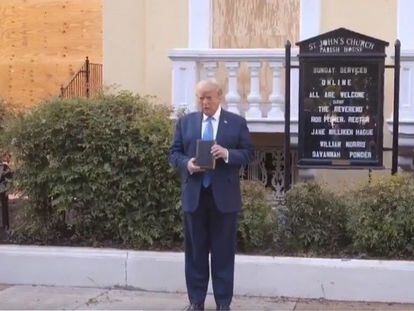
[296,28,389,169]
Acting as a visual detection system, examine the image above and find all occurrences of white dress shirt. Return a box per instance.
[201,106,221,139]
[201,106,229,163]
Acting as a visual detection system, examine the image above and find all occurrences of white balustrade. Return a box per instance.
[202,61,217,80]
[245,62,262,118]
[289,63,300,135]
[268,62,284,120]
[225,61,241,115]
[399,54,414,124]
[170,60,197,113]
[168,48,299,132]
[383,49,414,170]
[387,50,414,148]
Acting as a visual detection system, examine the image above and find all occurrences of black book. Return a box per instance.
[195,139,216,169]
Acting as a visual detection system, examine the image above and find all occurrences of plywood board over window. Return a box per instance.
[213,0,299,48]
[0,0,102,109]
[212,0,300,104]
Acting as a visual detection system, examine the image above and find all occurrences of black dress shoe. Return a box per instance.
[184,303,205,311]
[216,305,230,310]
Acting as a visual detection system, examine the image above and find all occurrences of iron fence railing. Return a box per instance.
[60,57,102,99]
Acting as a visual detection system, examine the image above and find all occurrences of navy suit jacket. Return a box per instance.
[169,109,253,213]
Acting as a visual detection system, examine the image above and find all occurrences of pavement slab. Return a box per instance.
[0,285,413,310]
[294,299,414,311]
[75,289,296,310]
[75,290,188,310]
[0,285,105,310]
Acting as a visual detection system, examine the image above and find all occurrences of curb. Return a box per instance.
[1,245,413,303]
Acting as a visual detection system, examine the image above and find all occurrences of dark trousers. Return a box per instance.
[184,186,238,306]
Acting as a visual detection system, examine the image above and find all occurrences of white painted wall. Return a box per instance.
[103,0,188,104]
[103,0,144,94]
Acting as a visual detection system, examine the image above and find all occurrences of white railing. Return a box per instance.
[168,48,299,133]
[386,49,414,170]
[387,50,414,145]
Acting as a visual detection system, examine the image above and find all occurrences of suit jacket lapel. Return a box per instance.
[195,112,202,140]
[216,109,228,145]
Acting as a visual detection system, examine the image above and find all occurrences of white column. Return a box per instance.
[393,0,414,154]
[268,62,284,120]
[397,0,414,123]
[202,61,217,80]
[171,60,197,114]
[398,0,414,49]
[224,62,241,115]
[399,57,414,122]
[188,0,211,48]
[290,65,299,122]
[245,62,262,118]
[300,0,321,40]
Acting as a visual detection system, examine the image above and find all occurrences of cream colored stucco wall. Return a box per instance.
[103,0,145,94]
[103,0,187,104]
[103,0,399,185]
[312,0,398,187]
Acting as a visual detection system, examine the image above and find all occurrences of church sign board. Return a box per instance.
[296,28,389,167]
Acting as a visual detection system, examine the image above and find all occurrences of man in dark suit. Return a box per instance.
[169,79,253,310]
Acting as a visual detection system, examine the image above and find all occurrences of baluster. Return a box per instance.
[268,62,284,119]
[399,64,411,120]
[202,61,217,80]
[245,62,262,118]
[171,60,197,114]
[290,64,299,121]
[224,62,241,115]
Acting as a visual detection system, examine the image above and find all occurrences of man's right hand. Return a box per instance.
[187,158,205,175]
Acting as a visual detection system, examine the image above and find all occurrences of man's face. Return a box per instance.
[196,84,222,116]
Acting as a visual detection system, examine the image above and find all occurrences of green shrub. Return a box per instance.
[0,99,6,130]
[0,99,13,158]
[0,99,14,193]
[281,181,349,254]
[346,174,414,258]
[8,93,182,248]
[6,91,414,259]
[238,180,277,253]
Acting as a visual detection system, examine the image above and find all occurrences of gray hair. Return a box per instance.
[195,79,223,95]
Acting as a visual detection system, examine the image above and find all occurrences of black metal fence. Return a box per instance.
[0,163,11,229]
[60,57,103,99]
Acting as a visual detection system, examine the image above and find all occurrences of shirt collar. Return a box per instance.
[203,106,221,122]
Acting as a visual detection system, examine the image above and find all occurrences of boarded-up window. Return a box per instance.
[212,0,300,48]
[0,0,102,108]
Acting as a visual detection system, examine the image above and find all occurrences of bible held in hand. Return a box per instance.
[195,139,216,169]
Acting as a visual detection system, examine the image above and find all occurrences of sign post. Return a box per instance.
[391,40,401,174]
[284,41,292,191]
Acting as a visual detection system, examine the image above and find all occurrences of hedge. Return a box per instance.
[7,93,182,248]
[2,93,414,259]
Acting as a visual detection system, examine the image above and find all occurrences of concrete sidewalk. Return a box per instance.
[1,284,414,310]
[2,246,414,304]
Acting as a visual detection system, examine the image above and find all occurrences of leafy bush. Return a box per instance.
[0,99,14,158]
[0,99,7,132]
[346,174,414,258]
[5,91,414,260]
[7,93,182,248]
[281,181,349,254]
[0,99,14,194]
[238,180,277,253]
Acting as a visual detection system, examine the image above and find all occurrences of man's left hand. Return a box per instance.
[211,144,228,161]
